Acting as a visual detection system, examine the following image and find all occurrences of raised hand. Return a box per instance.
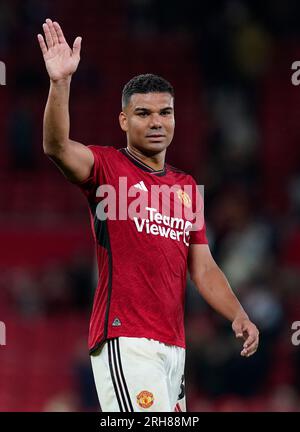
[37,18,82,81]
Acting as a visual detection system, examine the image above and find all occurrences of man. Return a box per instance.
[37,19,259,412]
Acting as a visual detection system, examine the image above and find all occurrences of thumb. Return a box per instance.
[235,329,243,338]
[73,36,82,57]
[232,322,243,338]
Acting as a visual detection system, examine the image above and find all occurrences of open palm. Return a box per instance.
[37,18,82,81]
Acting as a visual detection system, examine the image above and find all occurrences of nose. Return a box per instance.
[149,113,162,129]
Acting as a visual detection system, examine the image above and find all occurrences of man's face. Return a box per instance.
[119,92,175,155]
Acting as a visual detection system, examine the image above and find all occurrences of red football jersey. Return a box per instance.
[78,146,208,353]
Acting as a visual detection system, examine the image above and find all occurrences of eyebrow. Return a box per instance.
[134,106,174,113]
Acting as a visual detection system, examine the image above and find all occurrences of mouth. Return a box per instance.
[146,134,166,142]
[146,134,165,138]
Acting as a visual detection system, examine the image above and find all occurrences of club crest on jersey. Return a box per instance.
[176,189,191,208]
[136,390,154,408]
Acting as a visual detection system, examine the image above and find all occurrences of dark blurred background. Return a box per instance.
[0,0,300,412]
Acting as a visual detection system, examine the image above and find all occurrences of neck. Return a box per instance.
[127,145,166,171]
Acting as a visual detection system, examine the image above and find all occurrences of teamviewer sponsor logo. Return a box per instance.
[0,61,6,86]
[133,207,193,246]
[0,321,6,346]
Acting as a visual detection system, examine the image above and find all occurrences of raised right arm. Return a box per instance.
[38,18,94,183]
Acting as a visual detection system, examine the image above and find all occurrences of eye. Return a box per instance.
[161,111,172,116]
[137,112,148,117]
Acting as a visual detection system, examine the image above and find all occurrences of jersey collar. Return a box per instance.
[119,148,167,176]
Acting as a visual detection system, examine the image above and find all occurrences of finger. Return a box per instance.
[241,334,259,356]
[42,22,53,48]
[246,334,259,351]
[53,21,66,44]
[241,343,258,357]
[72,36,82,57]
[46,18,58,45]
[244,339,258,354]
[241,343,257,356]
[241,348,247,356]
[243,333,256,349]
[37,34,48,55]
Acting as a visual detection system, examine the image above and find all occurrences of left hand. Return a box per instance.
[232,316,259,357]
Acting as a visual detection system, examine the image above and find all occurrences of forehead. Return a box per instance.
[128,92,174,110]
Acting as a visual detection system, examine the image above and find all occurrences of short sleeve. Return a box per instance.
[190,222,208,244]
[76,145,108,200]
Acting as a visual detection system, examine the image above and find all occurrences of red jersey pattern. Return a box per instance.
[78,146,208,353]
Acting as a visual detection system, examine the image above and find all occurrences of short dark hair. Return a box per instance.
[122,73,174,108]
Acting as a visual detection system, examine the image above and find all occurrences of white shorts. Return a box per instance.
[90,337,186,412]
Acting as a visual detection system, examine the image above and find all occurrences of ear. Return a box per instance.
[119,111,128,132]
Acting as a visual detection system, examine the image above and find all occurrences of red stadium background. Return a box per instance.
[0,0,300,411]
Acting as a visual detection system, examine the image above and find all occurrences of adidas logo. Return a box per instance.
[112,317,121,327]
[133,181,148,192]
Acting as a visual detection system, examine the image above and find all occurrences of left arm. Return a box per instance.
[188,244,259,357]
